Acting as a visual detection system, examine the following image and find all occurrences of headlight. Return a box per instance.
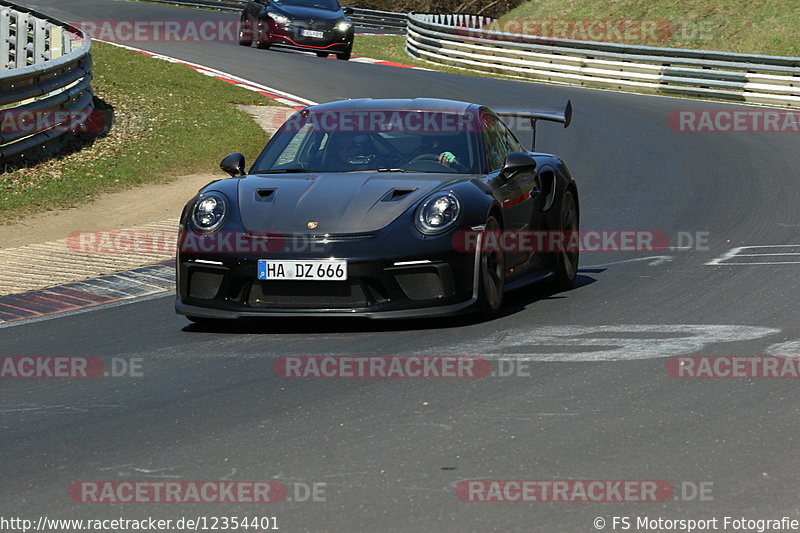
[336,21,352,32]
[268,12,290,24]
[191,192,228,233]
[415,192,461,235]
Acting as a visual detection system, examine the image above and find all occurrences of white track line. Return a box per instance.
[96,40,319,106]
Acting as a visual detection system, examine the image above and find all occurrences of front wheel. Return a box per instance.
[336,51,351,61]
[255,24,271,49]
[238,19,252,46]
[550,189,579,290]
[316,52,330,58]
[476,216,505,318]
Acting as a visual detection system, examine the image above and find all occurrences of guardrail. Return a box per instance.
[347,8,407,33]
[142,0,408,33]
[0,1,94,163]
[406,13,800,108]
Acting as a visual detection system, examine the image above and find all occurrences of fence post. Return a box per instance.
[0,8,9,69]
[48,24,62,59]
[14,11,27,67]
[33,16,46,63]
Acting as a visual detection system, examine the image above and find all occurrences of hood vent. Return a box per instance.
[255,189,277,202]
[381,188,418,202]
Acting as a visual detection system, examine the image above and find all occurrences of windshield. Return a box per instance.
[252,110,481,174]
[273,0,341,11]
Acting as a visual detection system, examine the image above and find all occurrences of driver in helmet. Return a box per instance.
[329,133,376,171]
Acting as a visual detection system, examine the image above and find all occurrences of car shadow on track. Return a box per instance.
[180,272,599,335]
[498,272,597,318]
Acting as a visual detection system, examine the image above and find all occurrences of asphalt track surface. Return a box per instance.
[5,1,800,531]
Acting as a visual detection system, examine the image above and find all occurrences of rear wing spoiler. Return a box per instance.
[493,100,572,151]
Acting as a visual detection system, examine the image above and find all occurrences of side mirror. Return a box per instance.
[220,153,246,177]
[342,6,355,15]
[500,151,536,179]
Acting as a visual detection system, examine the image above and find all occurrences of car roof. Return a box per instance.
[305,98,476,114]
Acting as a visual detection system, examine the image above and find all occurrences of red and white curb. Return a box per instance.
[97,40,317,108]
[0,262,175,326]
[348,56,422,69]
[98,40,428,109]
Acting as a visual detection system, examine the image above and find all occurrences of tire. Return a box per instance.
[550,189,579,290]
[316,52,330,58]
[238,19,252,46]
[336,51,351,61]
[476,216,505,317]
[255,24,271,49]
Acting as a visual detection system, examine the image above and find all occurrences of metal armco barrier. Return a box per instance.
[0,1,93,163]
[142,0,408,33]
[406,13,800,108]
[346,8,407,33]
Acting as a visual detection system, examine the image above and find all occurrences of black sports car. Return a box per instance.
[238,0,355,60]
[175,98,579,322]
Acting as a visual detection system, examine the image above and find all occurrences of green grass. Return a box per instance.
[1,41,275,220]
[496,0,800,56]
[354,34,447,69]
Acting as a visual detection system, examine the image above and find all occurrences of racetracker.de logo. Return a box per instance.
[0,110,108,137]
[455,480,674,502]
[668,110,800,132]
[69,481,287,504]
[457,19,717,43]
[451,230,671,253]
[276,109,590,134]
[73,20,242,43]
[279,109,478,133]
[66,231,324,255]
[274,356,491,378]
[1,357,102,379]
[666,356,800,378]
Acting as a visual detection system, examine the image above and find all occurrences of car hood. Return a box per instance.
[270,3,342,21]
[237,173,459,234]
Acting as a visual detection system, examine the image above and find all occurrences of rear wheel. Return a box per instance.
[316,51,330,58]
[477,216,505,317]
[550,189,579,290]
[336,51,351,61]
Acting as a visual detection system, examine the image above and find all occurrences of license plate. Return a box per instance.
[258,260,347,281]
[301,29,324,38]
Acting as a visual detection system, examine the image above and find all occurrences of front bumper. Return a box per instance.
[175,234,480,320]
[261,20,353,53]
[175,297,477,320]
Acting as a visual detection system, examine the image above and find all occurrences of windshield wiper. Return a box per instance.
[377,168,408,173]
[259,167,311,174]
